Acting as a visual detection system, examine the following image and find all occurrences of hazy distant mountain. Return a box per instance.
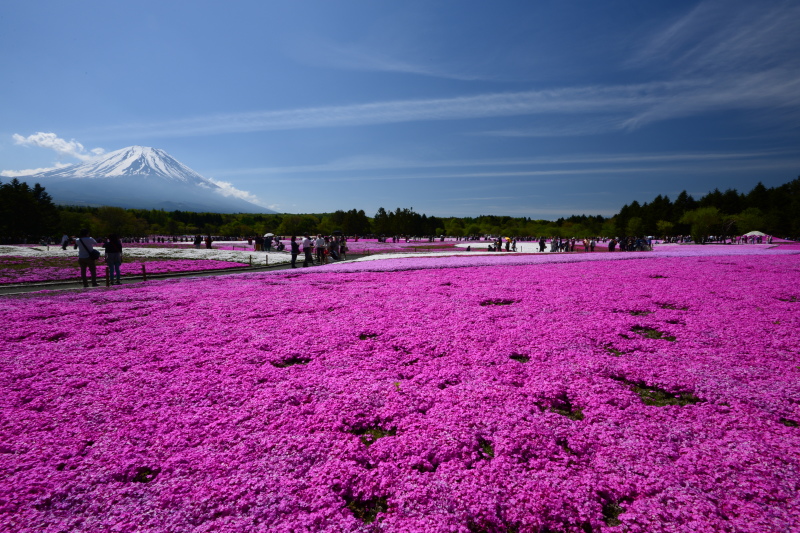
[20,146,276,213]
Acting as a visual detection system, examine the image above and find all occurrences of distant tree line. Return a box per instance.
[614,177,800,242]
[0,179,59,242]
[2,175,799,243]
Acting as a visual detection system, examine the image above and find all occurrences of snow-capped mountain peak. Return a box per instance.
[21,146,276,213]
[32,145,210,185]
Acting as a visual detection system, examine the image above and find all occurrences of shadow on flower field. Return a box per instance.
[1,250,799,532]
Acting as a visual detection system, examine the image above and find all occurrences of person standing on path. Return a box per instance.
[302,233,314,267]
[103,233,123,285]
[290,236,299,268]
[328,236,340,261]
[76,228,99,287]
[315,234,325,264]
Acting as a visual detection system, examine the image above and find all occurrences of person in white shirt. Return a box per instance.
[314,234,325,264]
[301,233,314,267]
[76,228,99,287]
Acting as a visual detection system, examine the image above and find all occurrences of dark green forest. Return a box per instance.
[2,176,799,243]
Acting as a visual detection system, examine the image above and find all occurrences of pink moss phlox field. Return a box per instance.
[0,257,248,284]
[343,239,462,254]
[2,255,799,532]
[306,243,798,275]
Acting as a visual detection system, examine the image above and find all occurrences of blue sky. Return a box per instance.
[2,0,799,217]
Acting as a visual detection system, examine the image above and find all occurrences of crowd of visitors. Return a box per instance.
[733,234,771,244]
[287,233,349,268]
[481,236,646,252]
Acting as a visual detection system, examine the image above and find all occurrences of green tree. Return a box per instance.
[277,214,318,236]
[444,218,464,237]
[316,215,336,236]
[465,224,481,236]
[735,207,765,234]
[373,207,391,235]
[680,207,722,243]
[94,206,140,237]
[601,219,617,237]
[0,179,59,240]
[625,217,644,236]
[342,209,371,235]
[656,220,675,237]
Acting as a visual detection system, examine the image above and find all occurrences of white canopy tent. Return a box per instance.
[743,231,766,236]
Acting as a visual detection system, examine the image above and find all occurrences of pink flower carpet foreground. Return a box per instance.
[0,257,248,284]
[1,254,799,532]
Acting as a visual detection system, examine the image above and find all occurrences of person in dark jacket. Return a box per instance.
[290,236,300,268]
[103,233,123,285]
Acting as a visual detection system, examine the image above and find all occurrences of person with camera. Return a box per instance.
[76,228,99,287]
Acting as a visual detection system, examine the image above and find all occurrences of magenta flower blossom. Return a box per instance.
[0,257,248,284]
[0,252,798,532]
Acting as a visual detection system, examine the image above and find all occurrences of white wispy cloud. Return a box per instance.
[98,82,697,139]
[622,0,800,127]
[71,1,800,143]
[302,160,797,183]
[1,163,71,178]
[308,39,483,81]
[12,132,105,161]
[286,25,488,81]
[98,64,799,140]
[206,177,268,207]
[209,159,799,186]
[212,149,795,177]
[631,0,800,76]
[471,117,628,138]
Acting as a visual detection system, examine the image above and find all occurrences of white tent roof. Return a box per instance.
[744,231,766,236]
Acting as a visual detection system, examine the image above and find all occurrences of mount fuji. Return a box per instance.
[20,146,276,213]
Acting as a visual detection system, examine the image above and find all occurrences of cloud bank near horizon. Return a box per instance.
[2,133,107,177]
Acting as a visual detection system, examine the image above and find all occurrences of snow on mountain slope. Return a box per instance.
[22,146,277,213]
[30,146,211,185]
